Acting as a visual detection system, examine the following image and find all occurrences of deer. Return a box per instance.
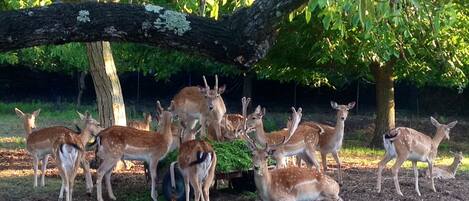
[297,101,355,184]
[376,117,458,196]
[422,151,464,179]
[94,101,177,201]
[172,75,226,141]
[207,113,244,141]
[178,128,217,201]
[244,99,322,170]
[15,108,98,192]
[15,108,40,135]
[128,112,153,131]
[52,125,93,201]
[240,104,342,201]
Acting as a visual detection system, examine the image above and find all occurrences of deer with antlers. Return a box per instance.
[128,112,153,131]
[297,101,355,183]
[172,75,226,141]
[15,108,98,193]
[95,101,177,201]
[376,117,458,196]
[240,101,342,201]
[244,99,322,170]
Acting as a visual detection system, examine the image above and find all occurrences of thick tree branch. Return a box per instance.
[0,0,307,67]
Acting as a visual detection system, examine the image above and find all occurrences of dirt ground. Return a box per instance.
[1,149,468,201]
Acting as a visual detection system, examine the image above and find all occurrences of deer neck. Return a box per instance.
[254,122,268,145]
[161,117,173,148]
[333,117,345,141]
[254,165,272,200]
[79,128,93,146]
[24,123,32,135]
[448,158,462,176]
[431,132,446,151]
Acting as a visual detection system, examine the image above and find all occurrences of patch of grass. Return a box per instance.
[0,136,25,149]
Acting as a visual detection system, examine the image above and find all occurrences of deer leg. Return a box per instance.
[391,155,406,196]
[189,172,203,201]
[321,152,328,172]
[80,157,93,194]
[40,154,49,187]
[296,155,302,167]
[183,172,190,201]
[32,155,39,187]
[149,160,159,201]
[96,158,119,201]
[332,152,342,184]
[58,171,65,201]
[63,170,70,201]
[412,161,421,196]
[305,145,321,172]
[200,115,207,138]
[428,161,436,192]
[215,122,223,141]
[377,153,394,193]
[105,168,117,200]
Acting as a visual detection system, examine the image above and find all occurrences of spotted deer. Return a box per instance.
[240,105,342,201]
[245,100,322,170]
[172,75,226,141]
[95,101,177,201]
[128,113,152,131]
[299,101,355,183]
[207,114,244,141]
[422,151,464,179]
[377,117,458,196]
[178,133,217,201]
[15,108,40,135]
[16,108,98,193]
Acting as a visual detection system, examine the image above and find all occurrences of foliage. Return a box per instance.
[211,140,252,172]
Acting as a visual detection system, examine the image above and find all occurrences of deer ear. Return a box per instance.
[447,121,458,129]
[254,105,262,114]
[330,101,339,109]
[33,109,41,117]
[261,108,266,116]
[218,85,226,94]
[15,108,25,118]
[85,111,91,119]
[430,116,441,127]
[347,102,356,109]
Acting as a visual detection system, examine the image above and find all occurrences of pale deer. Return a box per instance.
[423,151,464,179]
[15,108,40,135]
[245,102,322,170]
[172,75,226,141]
[376,117,458,196]
[178,134,217,201]
[241,106,343,201]
[95,101,176,201]
[52,121,97,201]
[299,101,355,184]
[128,112,152,131]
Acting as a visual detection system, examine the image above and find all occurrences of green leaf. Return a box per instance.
[322,15,331,30]
[305,10,312,24]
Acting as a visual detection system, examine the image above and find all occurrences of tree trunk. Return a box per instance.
[0,0,308,67]
[370,61,396,147]
[86,41,126,127]
[76,70,88,107]
[242,72,254,98]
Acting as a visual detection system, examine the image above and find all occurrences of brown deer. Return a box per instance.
[207,113,244,141]
[245,101,322,170]
[299,101,355,184]
[423,151,464,179]
[377,117,458,196]
[95,101,176,201]
[178,134,217,201]
[15,108,40,135]
[172,75,226,141]
[52,123,95,201]
[240,105,342,201]
[128,112,152,131]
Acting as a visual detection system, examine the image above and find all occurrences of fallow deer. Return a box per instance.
[172,75,226,141]
[423,151,464,179]
[376,117,458,196]
[241,105,343,201]
[95,101,176,201]
[299,101,355,183]
[15,108,40,135]
[245,101,322,170]
[207,113,244,141]
[52,118,99,201]
[128,112,152,131]
[178,132,217,201]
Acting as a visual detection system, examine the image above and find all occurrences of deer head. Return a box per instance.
[331,101,355,122]
[15,108,40,134]
[198,75,226,112]
[430,116,457,140]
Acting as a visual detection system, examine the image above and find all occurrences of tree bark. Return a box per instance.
[86,41,126,127]
[242,72,254,98]
[0,0,308,67]
[76,70,88,107]
[370,61,396,147]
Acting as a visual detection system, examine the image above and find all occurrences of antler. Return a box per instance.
[202,75,210,90]
[271,107,302,148]
[239,97,257,150]
[156,100,164,114]
[214,74,219,92]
